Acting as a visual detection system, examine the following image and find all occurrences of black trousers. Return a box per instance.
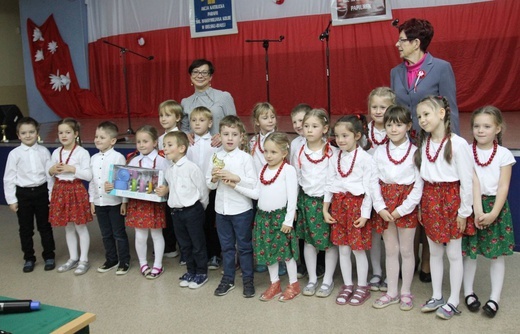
[15,183,55,262]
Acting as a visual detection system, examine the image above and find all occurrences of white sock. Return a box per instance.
[75,224,90,262]
[135,228,149,267]
[383,222,400,297]
[353,249,369,286]
[445,238,463,307]
[304,243,318,284]
[151,228,165,269]
[398,227,416,296]
[463,257,477,297]
[65,223,79,261]
[321,246,338,286]
[490,257,505,303]
[286,258,298,284]
[427,237,444,300]
[339,245,353,286]
[370,230,383,277]
[268,262,280,283]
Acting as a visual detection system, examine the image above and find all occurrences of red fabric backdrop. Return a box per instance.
[88,0,520,118]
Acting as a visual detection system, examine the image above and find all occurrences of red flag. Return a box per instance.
[27,15,106,118]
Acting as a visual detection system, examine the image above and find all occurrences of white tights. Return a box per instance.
[304,243,338,285]
[370,229,383,277]
[383,224,416,297]
[338,245,369,286]
[463,256,505,303]
[65,223,90,262]
[135,228,165,269]
[428,237,463,307]
[268,258,298,284]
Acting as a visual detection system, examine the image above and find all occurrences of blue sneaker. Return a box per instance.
[179,272,195,287]
[278,262,287,276]
[188,274,209,289]
[255,264,267,273]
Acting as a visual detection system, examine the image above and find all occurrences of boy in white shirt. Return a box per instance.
[157,131,209,289]
[186,106,221,270]
[157,100,183,259]
[89,121,131,275]
[3,117,55,272]
[207,115,258,298]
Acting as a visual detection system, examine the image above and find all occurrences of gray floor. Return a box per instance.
[1,205,519,333]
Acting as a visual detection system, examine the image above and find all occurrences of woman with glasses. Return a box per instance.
[390,18,459,137]
[180,59,237,137]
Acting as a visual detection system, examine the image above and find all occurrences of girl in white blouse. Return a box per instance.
[370,106,423,311]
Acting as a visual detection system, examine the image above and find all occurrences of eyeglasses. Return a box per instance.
[191,70,210,77]
[397,38,413,44]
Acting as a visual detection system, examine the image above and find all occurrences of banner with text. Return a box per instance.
[189,0,238,38]
[331,0,393,26]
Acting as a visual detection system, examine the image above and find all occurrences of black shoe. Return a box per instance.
[297,264,307,279]
[23,260,35,273]
[44,259,55,271]
[482,300,499,318]
[465,293,481,312]
[116,263,130,275]
[214,281,235,296]
[243,280,255,298]
[419,270,431,283]
[97,261,119,273]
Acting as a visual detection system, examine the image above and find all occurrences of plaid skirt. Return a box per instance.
[49,179,92,226]
[126,199,166,229]
[253,207,299,265]
[372,182,419,231]
[462,196,515,259]
[330,192,372,250]
[421,181,462,243]
[296,191,332,251]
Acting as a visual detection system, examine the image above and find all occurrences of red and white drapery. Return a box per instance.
[84,0,519,118]
[27,15,106,118]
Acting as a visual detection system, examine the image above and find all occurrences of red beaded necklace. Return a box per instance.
[386,141,412,165]
[59,143,77,164]
[370,124,388,146]
[253,134,265,155]
[138,153,157,169]
[260,161,285,185]
[426,135,448,163]
[473,140,498,167]
[337,148,357,178]
[300,143,330,164]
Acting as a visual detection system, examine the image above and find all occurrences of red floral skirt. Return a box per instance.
[126,199,166,229]
[421,181,462,243]
[372,182,419,231]
[49,179,92,226]
[330,192,371,250]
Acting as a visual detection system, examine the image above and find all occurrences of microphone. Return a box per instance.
[392,19,399,29]
[148,56,154,60]
[279,35,285,41]
[319,20,332,41]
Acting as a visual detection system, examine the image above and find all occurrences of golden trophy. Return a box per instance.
[1,124,8,143]
[212,153,225,169]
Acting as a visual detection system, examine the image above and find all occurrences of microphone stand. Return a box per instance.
[103,40,154,135]
[319,20,332,119]
[245,36,284,102]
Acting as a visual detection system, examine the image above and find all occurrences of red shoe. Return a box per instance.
[279,282,301,302]
[259,281,282,301]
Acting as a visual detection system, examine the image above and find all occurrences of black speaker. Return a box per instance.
[0,105,24,140]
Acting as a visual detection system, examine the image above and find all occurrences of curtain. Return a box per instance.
[87,0,519,118]
[27,15,106,118]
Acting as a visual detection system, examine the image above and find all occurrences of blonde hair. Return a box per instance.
[252,102,277,134]
[471,105,505,145]
[164,131,189,154]
[265,132,290,155]
[190,106,213,121]
[368,87,396,110]
[135,124,159,142]
[303,108,330,138]
[159,100,183,120]
[291,103,312,118]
